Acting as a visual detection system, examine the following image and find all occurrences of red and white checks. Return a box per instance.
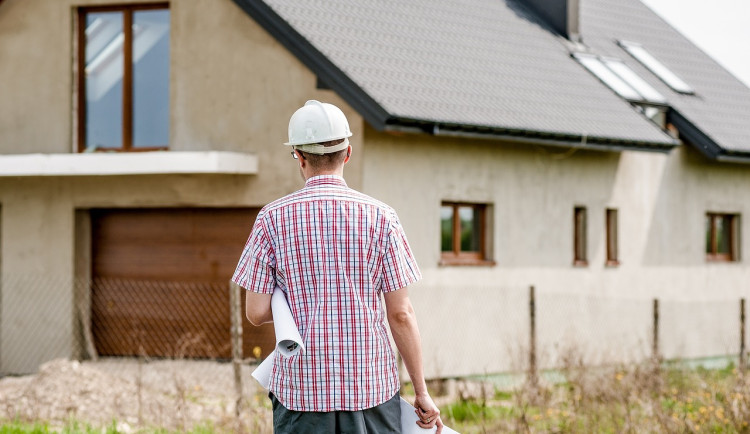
[232,175,421,412]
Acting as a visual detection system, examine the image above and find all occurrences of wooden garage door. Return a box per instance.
[91,208,275,359]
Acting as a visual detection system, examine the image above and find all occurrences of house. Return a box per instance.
[1,0,748,377]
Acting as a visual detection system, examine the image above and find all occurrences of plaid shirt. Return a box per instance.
[232,175,421,412]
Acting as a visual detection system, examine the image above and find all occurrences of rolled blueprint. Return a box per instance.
[270,289,305,356]
[251,289,459,433]
[251,288,304,389]
[251,350,274,389]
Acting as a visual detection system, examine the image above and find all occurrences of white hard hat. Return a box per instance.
[284,100,353,154]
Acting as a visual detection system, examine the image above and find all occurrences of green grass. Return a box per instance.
[443,400,507,422]
[0,420,51,434]
[0,420,123,434]
[0,420,220,434]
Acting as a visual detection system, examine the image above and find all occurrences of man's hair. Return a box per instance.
[298,139,348,170]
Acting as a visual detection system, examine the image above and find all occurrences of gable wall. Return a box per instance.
[0,0,364,193]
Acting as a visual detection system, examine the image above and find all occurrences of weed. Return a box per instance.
[439,354,750,433]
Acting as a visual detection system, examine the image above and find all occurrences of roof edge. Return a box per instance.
[716,153,750,164]
[667,109,750,162]
[385,118,678,153]
[230,0,391,129]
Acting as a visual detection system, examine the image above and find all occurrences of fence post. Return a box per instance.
[741,298,746,373]
[229,282,244,423]
[529,285,538,387]
[652,298,660,363]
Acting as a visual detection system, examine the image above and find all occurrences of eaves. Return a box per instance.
[385,117,676,153]
[668,109,750,163]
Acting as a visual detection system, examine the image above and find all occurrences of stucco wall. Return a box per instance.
[362,128,750,378]
[0,0,363,192]
[168,0,364,194]
[1,179,76,372]
[0,0,364,374]
[0,0,73,154]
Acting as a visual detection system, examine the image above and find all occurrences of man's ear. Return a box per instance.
[344,145,352,163]
[294,149,307,167]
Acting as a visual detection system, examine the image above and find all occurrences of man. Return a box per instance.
[232,100,443,433]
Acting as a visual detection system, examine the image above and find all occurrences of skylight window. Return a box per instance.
[573,53,641,101]
[618,40,694,94]
[601,58,667,103]
[572,53,666,104]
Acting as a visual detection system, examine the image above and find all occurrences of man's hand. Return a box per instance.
[414,393,443,433]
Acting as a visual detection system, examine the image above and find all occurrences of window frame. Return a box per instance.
[439,201,494,266]
[573,206,588,266]
[617,40,695,95]
[571,52,667,105]
[76,3,170,153]
[706,212,740,262]
[606,208,619,266]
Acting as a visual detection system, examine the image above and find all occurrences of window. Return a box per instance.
[618,40,694,94]
[572,53,666,104]
[706,213,740,262]
[602,57,666,104]
[574,206,587,266]
[78,4,170,152]
[440,202,492,265]
[634,104,667,129]
[606,208,619,266]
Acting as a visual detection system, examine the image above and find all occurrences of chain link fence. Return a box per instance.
[0,275,747,430]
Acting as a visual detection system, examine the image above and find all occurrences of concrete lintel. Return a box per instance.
[0,151,258,176]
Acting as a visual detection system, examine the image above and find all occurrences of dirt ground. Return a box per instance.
[0,358,274,433]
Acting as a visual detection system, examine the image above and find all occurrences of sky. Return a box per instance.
[639,0,750,88]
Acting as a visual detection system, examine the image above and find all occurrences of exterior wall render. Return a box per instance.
[1,179,76,373]
[0,0,365,374]
[168,0,364,192]
[0,0,364,192]
[361,127,750,378]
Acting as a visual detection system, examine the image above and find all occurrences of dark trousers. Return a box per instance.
[269,392,401,434]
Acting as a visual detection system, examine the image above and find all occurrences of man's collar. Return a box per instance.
[305,175,348,188]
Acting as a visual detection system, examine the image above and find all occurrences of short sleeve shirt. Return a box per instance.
[232,175,421,412]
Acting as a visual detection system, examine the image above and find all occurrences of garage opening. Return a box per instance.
[90,208,275,359]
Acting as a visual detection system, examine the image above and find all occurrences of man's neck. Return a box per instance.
[303,168,344,181]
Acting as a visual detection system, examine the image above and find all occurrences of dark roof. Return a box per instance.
[581,0,750,161]
[232,0,750,156]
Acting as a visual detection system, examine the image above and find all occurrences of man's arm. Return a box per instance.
[384,287,443,433]
[245,290,273,326]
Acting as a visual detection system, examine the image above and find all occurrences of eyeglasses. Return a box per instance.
[291,150,306,160]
